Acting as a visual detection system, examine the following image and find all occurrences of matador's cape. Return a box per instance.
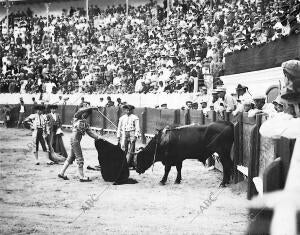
[95,139,137,185]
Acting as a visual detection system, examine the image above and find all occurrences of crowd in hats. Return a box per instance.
[1,0,300,95]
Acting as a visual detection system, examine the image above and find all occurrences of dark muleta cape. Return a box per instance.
[95,139,137,185]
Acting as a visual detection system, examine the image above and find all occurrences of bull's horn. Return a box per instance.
[135,149,143,154]
[135,147,144,154]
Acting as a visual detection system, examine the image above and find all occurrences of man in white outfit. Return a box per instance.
[23,105,50,165]
[117,105,140,168]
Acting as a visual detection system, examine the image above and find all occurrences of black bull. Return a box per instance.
[136,121,234,187]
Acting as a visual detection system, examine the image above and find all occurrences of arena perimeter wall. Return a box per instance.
[0,104,295,200]
[224,33,300,75]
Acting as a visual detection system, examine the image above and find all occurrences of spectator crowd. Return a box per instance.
[0,0,300,96]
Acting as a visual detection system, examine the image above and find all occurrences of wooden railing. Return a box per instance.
[247,137,298,235]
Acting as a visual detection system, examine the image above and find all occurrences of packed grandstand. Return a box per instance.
[0,0,300,96]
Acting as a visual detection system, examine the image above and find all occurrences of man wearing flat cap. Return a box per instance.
[280,59,300,117]
[233,84,253,116]
[17,99,26,128]
[216,86,237,112]
[272,96,285,113]
[23,105,49,165]
[117,105,140,168]
[186,101,193,109]
[281,60,300,100]
[248,95,268,118]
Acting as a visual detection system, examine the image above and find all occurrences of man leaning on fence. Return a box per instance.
[117,105,140,169]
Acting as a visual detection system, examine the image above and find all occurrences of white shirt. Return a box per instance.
[248,104,273,118]
[99,100,105,107]
[20,105,25,113]
[24,113,47,129]
[117,114,140,138]
[233,92,253,115]
[220,94,237,112]
[51,112,57,121]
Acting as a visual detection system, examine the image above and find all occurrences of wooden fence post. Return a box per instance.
[117,106,122,121]
[61,105,65,124]
[233,113,244,183]
[278,137,296,187]
[89,107,93,125]
[185,109,190,125]
[212,111,216,122]
[103,107,107,130]
[225,111,230,122]
[233,120,240,183]
[199,110,205,125]
[262,137,296,193]
[174,109,180,125]
[263,158,283,193]
[238,114,244,182]
[279,137,295,185]
[247,114,262,199]
[141,108,147,144]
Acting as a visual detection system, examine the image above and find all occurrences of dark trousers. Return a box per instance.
[123,131,136,166]
[34,128,47,152]
[17,112,25,128]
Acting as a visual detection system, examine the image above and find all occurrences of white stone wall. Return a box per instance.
[221,67,284,97]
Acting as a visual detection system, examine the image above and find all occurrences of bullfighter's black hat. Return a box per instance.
[34,105,45,111]
[49,104,58,109]
[236,84,248,91]
[123,105,135,111]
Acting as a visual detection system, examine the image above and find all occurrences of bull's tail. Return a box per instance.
[206,124,234,149]
[230,142,234,161]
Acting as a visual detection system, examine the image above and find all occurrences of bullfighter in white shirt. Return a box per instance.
[117,105,140,168]
[23,105,49,165]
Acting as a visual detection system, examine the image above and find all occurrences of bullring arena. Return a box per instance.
[1,0,300,234]
[0,128,249,234]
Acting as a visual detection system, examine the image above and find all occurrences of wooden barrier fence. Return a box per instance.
[247,137,298,235]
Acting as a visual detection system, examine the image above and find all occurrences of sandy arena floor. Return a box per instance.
[0,127,250,235]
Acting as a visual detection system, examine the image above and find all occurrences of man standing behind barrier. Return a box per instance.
[117,105,140,169]
[17,99,26,128]
[3,104,12,128]
[216,87,236,112]
[106,96,115,107]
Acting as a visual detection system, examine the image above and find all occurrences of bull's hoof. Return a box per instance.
[159,180,166,185]
[219,182,227,188]
[174,179,181,184]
